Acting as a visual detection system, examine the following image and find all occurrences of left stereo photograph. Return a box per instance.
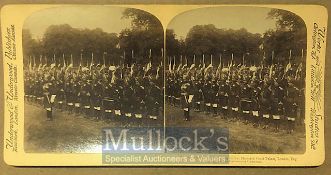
[22,6,165,153]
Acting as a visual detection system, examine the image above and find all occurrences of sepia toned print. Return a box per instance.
[22,6,164,153]
[1,4,326,166]
[165,7,306,154]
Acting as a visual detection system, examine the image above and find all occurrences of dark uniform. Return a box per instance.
[218,80,230,118]
[43,82,54,121]
[181,82,191,121]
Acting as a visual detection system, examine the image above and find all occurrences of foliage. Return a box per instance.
[23,8,164,66]
[167,24,263,66]
[263,9,306,65]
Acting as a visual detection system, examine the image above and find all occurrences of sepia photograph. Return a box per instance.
[165,6,306,153]
[22,6,164,153]
[1,4,327,166]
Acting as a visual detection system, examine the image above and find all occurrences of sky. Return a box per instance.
[23,6,133,39]
[24,6,278,40]
[167,6,278,39]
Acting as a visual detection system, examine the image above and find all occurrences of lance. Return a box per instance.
[62,53,65,67]
[170,56,172,70]
[103,52,106,66]
[263,51,266,62]
[53,53,56,64]
[231,53,234,66]
[28,55,31,69]
[123,51,126,67]
[71,54,73,66]
[271,50,274,64]
[210,54,213,66]
[91,52,94,66]
[242,53,245,66]
[219,54,222,67]
[289,49,292,61]
[180,55,183,65]
[44,55,47,65]
[185,55,188,65]
[39,55,42,65]
[193,55,196,65]
[80,51,83,66]
[33,55,36,67]
[131,50,134,59]
[202,54,205,67]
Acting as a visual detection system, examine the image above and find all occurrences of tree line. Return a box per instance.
[23,8,306,68]
[23,8,164,67]
[166,9,307,67]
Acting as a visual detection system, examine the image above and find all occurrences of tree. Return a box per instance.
[22,29,42,65]
[263,9,306,65]
[23,24,120,66]
[165,29,180,57]
[179,24,262,66]
[120,8,163,65]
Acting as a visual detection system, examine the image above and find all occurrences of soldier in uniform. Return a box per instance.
[35,77,44,106]
[240,81,253,124]
[285,81,299,133]
[102,80,114,121]
[193,80,204,112]
[203,80,213,113]
[123,81,135,123]
[229,79,240,121]
[55,79,65,110]
[211,80,219,115]
[65,79,75,114]
[92,78,103,120]
[147,80,160,123]
[251,80,261,127]
[81,79,92,117]
[173,79,182,107]
[133,79,145,125]
[43,79,55,121]
[181,82,191,121]
[271,79,286,131]
[261,77,272,129]
[218,79,230,119]
[73,79,81,115]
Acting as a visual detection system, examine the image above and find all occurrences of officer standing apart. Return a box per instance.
[43,80,56,121]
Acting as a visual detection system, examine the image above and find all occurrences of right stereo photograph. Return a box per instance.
[165,6,306,154]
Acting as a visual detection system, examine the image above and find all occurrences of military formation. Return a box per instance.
[166,56,304,133]
[24,52,305,132]
[24,60,164,126]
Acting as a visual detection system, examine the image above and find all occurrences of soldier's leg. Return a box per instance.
[272,114,281,132]
[212,102,218,115]
[94,106,101,120]
[196,101,201,111]
[67,100,74,114]
[262,109,270,129]
[184,106,190,121]
[57,99,64,111]
[46,107,53,121]
[83,104,91,117]
[74,102,80,115]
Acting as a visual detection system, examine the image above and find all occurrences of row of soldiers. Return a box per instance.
[166,62,304,133]
[24,62,164,126]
